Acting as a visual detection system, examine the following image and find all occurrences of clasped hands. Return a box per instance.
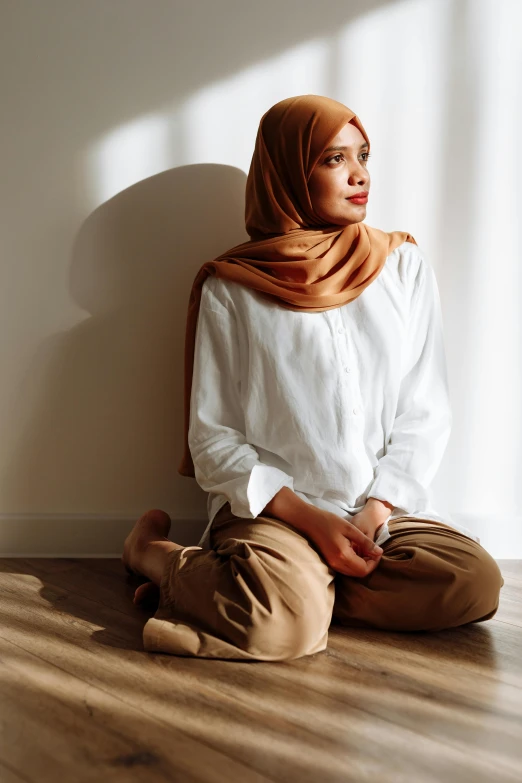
[302,497,393,578]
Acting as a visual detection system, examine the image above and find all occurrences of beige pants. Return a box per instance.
[142,502,504,661]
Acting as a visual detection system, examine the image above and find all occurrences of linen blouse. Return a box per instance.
[187,240,478,550]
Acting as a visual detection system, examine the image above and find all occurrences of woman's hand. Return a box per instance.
[301,509,384,578]
[348,498,392,556]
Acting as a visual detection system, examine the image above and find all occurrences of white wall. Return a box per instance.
[1,0,520,556]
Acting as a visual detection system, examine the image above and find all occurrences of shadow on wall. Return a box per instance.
[1,164,248,519]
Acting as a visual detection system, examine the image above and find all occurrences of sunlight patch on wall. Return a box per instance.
[458,0,522,513]
[179,37,330,172]
[83,38,331,210]
[82,113,172,206]
[333,0,451,249]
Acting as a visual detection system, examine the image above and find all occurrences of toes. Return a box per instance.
[133,581,160,608]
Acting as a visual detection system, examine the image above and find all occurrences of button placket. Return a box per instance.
[332,312,351,373]
[341,317,365,420]
[327,311,362,425]
[340,336,353,380]
[333,314,362,421]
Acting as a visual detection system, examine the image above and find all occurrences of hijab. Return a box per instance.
[178,94,416,477]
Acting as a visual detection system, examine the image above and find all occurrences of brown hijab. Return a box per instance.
[178,94,416,477]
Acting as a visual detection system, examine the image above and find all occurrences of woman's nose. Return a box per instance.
[348,166,369,185]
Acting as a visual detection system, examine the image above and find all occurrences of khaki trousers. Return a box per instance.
[142,502,504,661]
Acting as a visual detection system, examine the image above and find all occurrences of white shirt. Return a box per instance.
[188,240,479,550]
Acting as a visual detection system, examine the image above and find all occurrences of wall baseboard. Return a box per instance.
[0,512,519,559]
[0,513,208,558]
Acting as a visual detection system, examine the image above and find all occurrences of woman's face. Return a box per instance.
[308,121,371,227]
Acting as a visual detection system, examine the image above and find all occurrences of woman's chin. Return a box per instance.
[334,205,367,226]
[336,213,367,227]
[315,207,367,228]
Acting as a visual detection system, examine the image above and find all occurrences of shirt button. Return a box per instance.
[353,407,358,415]
[344,367,351,373]
[338,328,344,334]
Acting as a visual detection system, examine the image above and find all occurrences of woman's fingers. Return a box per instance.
[332,538,382,578]
[336,555,380,578]
[344,521,383,557]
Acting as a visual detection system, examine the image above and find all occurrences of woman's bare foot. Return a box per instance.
[122,508,173,576]
[122,508,185,609]
[122,509,184,606]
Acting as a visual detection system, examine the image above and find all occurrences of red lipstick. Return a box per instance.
[347,191,369,204]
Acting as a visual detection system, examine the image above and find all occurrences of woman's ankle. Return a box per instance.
[139,539,183,586]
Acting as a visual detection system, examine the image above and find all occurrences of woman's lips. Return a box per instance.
[347,194,368,204]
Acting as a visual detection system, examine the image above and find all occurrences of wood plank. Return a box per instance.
[0,558,143,619]
[0,570,435,782]
[0,563,521,781]
[0,580,267,783]
[497,560,522,581]
[0,761,33,783]
[0,559,522,783]
[0,636,176,783]
[0,637,271,783]
[494,593,522,627]
[201,621,522,780]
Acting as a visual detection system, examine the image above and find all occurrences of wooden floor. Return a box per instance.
[0,558,520,783]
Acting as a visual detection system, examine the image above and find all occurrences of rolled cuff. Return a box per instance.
[366,466,431,515]
[230,464,295,519]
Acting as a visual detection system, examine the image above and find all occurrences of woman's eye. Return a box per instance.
[326,152,371,165]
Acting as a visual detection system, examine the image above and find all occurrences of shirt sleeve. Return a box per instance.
[366,255,452,513]
[188,279,294,519]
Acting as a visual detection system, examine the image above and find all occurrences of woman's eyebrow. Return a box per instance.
[324,142,369,152]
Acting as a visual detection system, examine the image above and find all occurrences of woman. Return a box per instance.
[123,95,503,661]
